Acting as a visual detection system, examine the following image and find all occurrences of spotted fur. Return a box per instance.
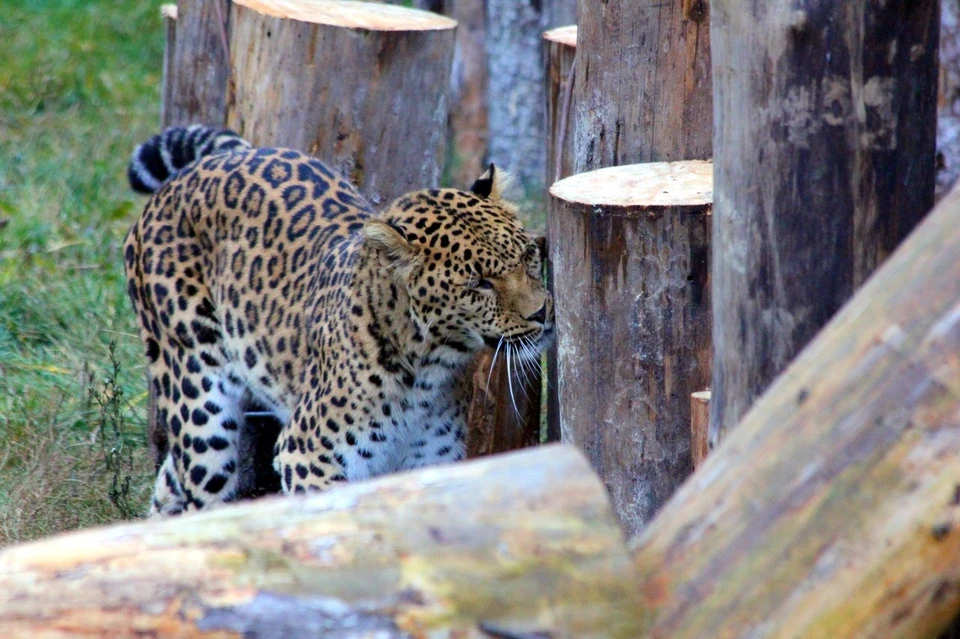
[124,128,554,516]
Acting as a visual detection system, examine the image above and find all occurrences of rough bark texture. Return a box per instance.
[550,161,713,538]
[572,0,712,173]
[0,446,645,638]
[163,0,231,128]
[709,1,940,446]
[689,390,710,469]
[226,0,456,209]
[544,24,577,443]
[485,0,576,191]
[159,5,177,130]
[939,0,960,200]
[631,185,960,639]
[465,236,546,458]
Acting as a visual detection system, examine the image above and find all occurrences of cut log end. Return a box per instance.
[234,0,457,31]
[690,390,711,469]
[544,25,577,47]
[549,161,714,210]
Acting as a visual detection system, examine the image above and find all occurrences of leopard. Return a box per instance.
[124,125,554,516]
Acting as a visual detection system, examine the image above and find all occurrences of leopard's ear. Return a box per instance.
[470,163,511,200]
[362,219,420,277]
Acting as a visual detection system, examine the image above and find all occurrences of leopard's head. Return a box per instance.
[363,165,553,363]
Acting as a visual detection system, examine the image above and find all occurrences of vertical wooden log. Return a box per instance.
[446,1,489,188]
[544,24,577,443]
[545,25,578,185]
[164,0,232,128]
[689,391,710,469]
[159,5,177,130]
[709,0,940,445]
[572,0,712,172]
[550,161,712,537]
[226,0,457,209]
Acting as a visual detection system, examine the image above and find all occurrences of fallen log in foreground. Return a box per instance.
[631,186,960,637]
[0,445,644,638]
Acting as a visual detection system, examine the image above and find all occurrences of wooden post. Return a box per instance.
[572,0,711,172]
[630,184,960,639]
[226,0,456,209]
[159,5,177,130]
[689,390,710,469]
[0,446,646,637]
[709,0,940,445]
[550,161,712,537]
[163,0,232,128]
[544,24,577,443]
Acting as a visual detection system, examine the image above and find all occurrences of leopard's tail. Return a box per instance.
[127,124,251,194]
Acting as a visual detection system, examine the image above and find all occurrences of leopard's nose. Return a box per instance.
[526,303,547,324]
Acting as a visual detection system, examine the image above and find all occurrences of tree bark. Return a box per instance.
[631,184,960,639]
[709,1,940,446]
[689,390,710,469]
[226,0,456,209]
[549,161,713,537]
[484,0,576,192]
[938,0,960,201]
[163,0,232,128]
[445,0,489,188]
[0,446,645,638]
[544,24,577,443]
[572,0,712,173]
[159,5,177,130]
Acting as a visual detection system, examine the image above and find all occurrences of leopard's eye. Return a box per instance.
[475,278,495,290]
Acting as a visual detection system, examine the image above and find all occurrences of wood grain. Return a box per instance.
[0,446,644,638]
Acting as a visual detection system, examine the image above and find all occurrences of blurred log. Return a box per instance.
[226,0,456,208]
[465,236,546,459]
[709,0,940,445]
[631,185,960,637]
[550,161,712,537]
[689,390,710,469]
[544,24,577,443]
[445,1,489,187]
[163,0,232,128]
[572,0,711,172]
[0,446,645,638]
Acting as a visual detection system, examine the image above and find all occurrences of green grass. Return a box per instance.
[0,0,164,544]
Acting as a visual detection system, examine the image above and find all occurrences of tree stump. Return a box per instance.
[709,0,940,445]
[544,24,577,443]
[550,161,713,537]
[0,446,646,638]
[689,390,710,469]
[572,0,711,172]
[163,0,232,128]
[226,0,456,209]
[630,183,960,639]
